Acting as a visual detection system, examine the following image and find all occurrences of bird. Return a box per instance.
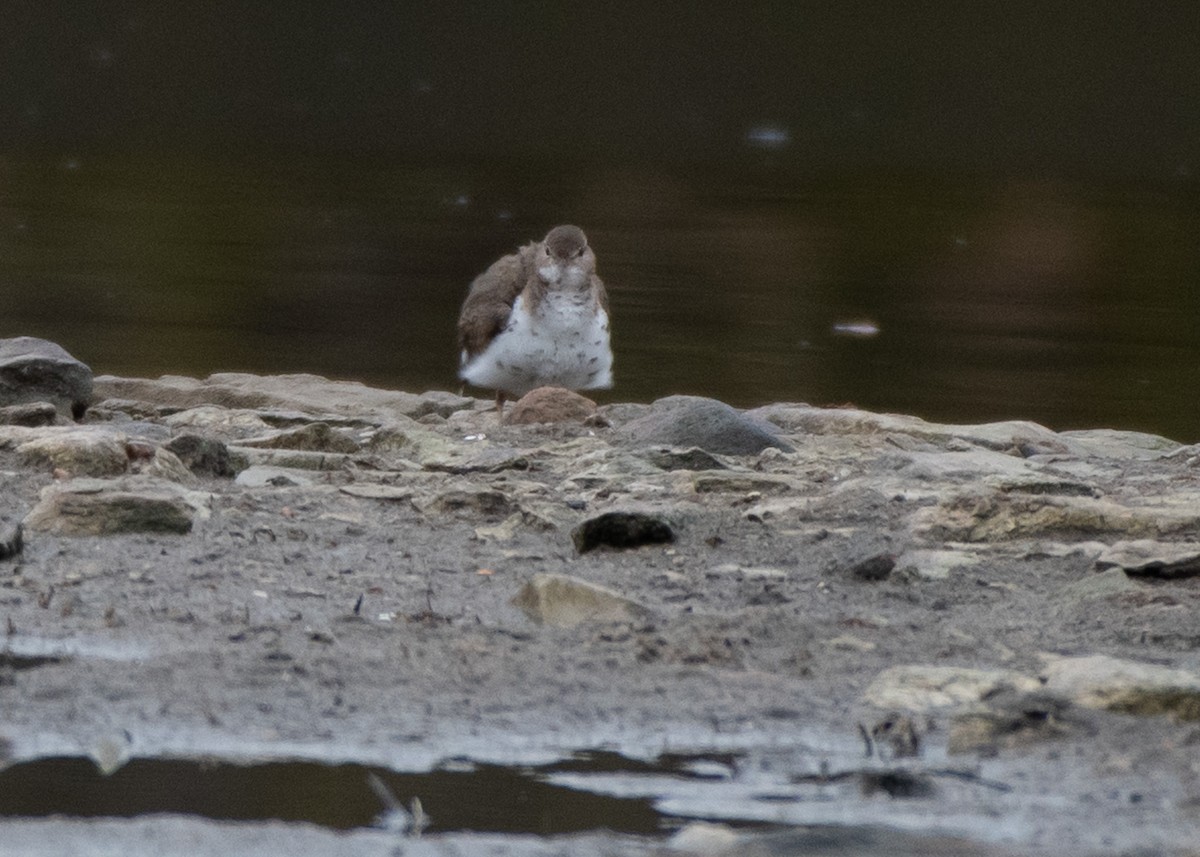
[457,225,613,409]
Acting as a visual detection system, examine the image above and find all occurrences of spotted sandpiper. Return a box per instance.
[457,225,613,409]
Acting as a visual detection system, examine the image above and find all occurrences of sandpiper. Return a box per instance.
[457,225,613,408]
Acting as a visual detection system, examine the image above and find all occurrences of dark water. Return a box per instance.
[1,153,1198,441]
[0,751,733,834]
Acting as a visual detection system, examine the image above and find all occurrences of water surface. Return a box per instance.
[1,154,1197,440]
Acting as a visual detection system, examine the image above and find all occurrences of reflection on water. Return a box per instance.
[0,154,1197,441]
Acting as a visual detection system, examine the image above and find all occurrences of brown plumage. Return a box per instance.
[456,226,613,407]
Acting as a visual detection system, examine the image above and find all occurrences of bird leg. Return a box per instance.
[494,391,507,413]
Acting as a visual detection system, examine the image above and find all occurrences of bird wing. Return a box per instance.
[593,275,610,315]
[457,248,532,358]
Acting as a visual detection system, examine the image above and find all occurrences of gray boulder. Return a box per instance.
[615,395,794,456]
[0,337,93,420]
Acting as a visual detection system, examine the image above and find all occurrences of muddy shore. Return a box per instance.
[2,365,1200,856]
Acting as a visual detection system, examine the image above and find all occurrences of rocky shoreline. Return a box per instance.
[2,337,1200,855]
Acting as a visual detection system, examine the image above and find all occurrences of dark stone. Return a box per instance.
[0,524,23,561]
[849,553,896,581]
[615,395,794,456]
[0,338,93,420]
[165,434,237,477]
[857,769,937,799]
[572,511,676,553]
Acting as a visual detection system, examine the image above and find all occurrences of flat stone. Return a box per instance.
[227,447,351,471]
[0,402,60,427]
[1059,428,1183,460]
[420,487,515,520]
[234,466,315,488]
[238,422,361,453]
[23,477,208,535]
[0,337,93,420]
[895,547,984,581]
[511,572,652,627]
[163,406,273,433]
[1057,568,1141,602]
[339,483,414,500]
[366,423,464,467]
[864,665,1041,711]
[913,492,1200,542]
[506,386,597,424]
[639,446,729,471]
[93,373,458,422]
[1040,654,1200,719]
[571,510,676,553]
[1095,539,1200,579]
[17,431,129,477]
[422,445,530,474]
[616,395,794,456]
[752,403,1065,453]
[692,472,797,494]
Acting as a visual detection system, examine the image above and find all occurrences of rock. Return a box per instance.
[422,445,531,474]
[894,547,982,581]
[913,492,1200,542]
[692,472,797,494]
[571,510,676,553]
[17,430,129,477]
[163,406,273,434]
[339,483,414,500]
[420,487,515,520]
[948,690,1085,754]
[1039,654,1200,719]
[639,446,729,471]
[847,553,896,581]
[0,402,60,427]
[366,423,465,467]
[512,572,651,627]
[474,513,524,542]
[238,422,361,453]
[1056,568,1140,602]
[615,395,794,456]
[142,448,198,484]
[233,466,315,488]
[23,477,208,535]
[668,821,739,853]
[92,373,470,422]
[712,563,789,580]
[752,403,1065,454]
[0,524,22,561]
[0,337,93,420]
[826,634,877,652]
[1095,539,1200,579]
[864,665,1041,711]
[1059,428,1183,460]
[164,433,236,477]
[227,447,350,471]
[506,386,597,424]
[413,390,478,418]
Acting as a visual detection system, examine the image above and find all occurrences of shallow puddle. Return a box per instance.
[0,751,739,836]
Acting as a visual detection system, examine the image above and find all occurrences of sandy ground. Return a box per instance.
[1,390,1200,856]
